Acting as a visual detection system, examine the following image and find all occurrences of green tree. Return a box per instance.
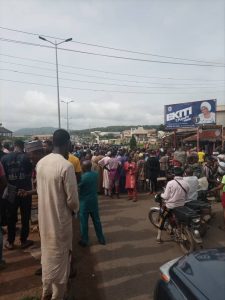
[158,124,166,131]
[129,135,137,150]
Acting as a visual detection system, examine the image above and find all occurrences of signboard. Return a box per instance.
[164,99,217,129]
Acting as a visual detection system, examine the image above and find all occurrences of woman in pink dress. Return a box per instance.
[124,156,137,202]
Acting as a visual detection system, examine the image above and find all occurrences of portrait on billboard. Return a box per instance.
[196,101,216,124]
[164,99,216,128]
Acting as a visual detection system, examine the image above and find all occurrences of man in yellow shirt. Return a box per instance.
[68,153,82,183]
[198,149,205,163]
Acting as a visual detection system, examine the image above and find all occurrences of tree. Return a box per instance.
[129,135,137,150]
[158,124,166,131]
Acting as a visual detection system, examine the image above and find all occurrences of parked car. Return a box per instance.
[154,247,225,300]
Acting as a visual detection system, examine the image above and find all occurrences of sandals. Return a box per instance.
[156,238,163,244]
[4,241,14,250]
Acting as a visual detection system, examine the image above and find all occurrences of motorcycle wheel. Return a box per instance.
[148,209,160,229]
[179,226,195,254]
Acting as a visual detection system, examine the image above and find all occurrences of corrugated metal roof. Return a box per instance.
[183,129,223,142]
[0,126,12,134]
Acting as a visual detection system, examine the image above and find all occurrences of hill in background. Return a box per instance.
[14,125,163,136]
[70,125,160,135]
[14,127,57,136]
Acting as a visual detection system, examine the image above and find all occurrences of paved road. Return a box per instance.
[1,194,224,300]
[73,194,225,300]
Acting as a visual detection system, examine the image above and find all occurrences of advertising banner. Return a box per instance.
[164,99,217,128]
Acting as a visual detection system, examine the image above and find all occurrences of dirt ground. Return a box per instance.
[0,194,225,300]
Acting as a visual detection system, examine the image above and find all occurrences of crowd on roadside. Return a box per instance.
[0,133,225,299]
[73,144,225,200]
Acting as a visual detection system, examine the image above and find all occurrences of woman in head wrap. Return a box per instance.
[197,101,216,124]
[124,156,138,201]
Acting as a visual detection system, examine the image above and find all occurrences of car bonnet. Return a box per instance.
[171,248,225,300]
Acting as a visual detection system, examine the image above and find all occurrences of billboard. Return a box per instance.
[164,99,217,129]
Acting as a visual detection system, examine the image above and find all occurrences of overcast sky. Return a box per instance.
[0,0,224,131]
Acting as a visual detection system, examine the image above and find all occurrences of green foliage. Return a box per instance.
[137,143,145,148]
[99,134,115,140]
[158,124,166,131]
[129,135,137,150]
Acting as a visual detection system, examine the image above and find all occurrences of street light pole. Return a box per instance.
[55,41,61,128]
[61,100,74,131]
[39,36,72,128]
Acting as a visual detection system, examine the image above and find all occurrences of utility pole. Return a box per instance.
[61,100,74,131]
[39,36,72,128]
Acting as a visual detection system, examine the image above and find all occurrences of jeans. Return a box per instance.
[0,226,3,261]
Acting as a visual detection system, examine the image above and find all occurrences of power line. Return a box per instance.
[1,78,224,94]
[0,53,224,83]
[1,67,224,89]
[0,37,224,68]
[0,25,224,66]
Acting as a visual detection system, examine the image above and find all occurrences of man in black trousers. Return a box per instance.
[1,140,33,250]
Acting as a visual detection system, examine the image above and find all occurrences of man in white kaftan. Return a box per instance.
[37,129,79,300]
[98,153,111,196]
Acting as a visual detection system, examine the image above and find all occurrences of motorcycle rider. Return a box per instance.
[157,167,190,243]
[183,168,199,203]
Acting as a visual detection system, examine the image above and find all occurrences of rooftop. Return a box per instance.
[0,126,13,134]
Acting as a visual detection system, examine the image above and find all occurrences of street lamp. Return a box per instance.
[61,100,74,132]
[39,35,72,128]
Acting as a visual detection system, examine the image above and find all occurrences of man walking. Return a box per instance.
[79,160,105,247]
[36,129,79,300]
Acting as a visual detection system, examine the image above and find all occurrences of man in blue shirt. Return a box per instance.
[79,160,105,247]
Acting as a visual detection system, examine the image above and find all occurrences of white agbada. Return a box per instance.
[36,153,79,285]
[98,156,110,189]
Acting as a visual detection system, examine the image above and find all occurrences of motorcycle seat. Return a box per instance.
[185,201,211,210]
[173,206,199,223]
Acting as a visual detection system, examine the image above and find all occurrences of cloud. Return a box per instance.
[0,0,224,132]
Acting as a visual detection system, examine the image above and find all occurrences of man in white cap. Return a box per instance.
[197,101,215,124]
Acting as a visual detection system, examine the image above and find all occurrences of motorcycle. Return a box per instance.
[149,194,202,254]
[185,199,212,236]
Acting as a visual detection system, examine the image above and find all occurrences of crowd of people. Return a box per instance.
[0,133,225,299]
[73,144,225,200]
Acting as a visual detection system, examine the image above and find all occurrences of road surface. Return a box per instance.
[71,194,225,300]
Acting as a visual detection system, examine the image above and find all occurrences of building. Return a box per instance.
[0,124,13,138]
[31,134,52,141]
[121,127,157,144]
[91,131,121,144]
[216,105,225,127]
